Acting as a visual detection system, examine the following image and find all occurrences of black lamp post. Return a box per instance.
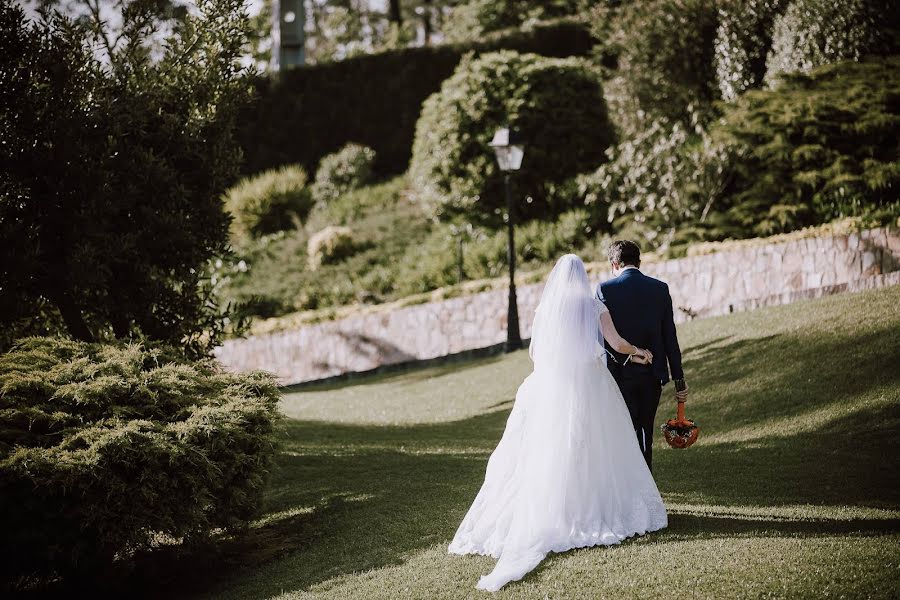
[489,127,525,352]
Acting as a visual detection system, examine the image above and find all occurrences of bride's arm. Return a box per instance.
[600,312,652,362]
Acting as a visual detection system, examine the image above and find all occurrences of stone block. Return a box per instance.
[862,251,878,275]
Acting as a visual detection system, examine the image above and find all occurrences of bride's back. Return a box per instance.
[529,255,599,369]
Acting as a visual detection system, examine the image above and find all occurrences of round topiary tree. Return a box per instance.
[764,0,892,86]
[409,50,614,228]
[223,164,313,241]
[311,143,377,206]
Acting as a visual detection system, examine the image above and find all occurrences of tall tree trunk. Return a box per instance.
[389,0,402,24]
[422,0,432,45]
[51,289,95,342]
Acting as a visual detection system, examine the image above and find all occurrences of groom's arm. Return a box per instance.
[661,285,684,382]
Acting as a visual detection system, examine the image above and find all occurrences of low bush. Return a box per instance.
[311,144,377,205]
[714,57,900,236]
[223,165,313,241]
[307,226,357,270]
[0,337,281,588]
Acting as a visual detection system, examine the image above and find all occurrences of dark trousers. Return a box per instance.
[610,365,662,471]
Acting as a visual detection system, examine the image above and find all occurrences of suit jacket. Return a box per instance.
[597,268,684,385]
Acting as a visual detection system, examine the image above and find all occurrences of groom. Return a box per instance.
[598,240,688,471]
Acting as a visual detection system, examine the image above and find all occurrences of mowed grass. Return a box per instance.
[154,286,899,599]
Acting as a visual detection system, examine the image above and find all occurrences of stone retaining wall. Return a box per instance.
[214,227,900,385]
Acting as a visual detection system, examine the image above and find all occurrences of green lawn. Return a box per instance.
[158,285,899,599]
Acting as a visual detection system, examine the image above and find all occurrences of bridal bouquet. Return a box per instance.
[662,401,700,449]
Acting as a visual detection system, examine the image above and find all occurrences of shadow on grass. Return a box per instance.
[39,318,899,599]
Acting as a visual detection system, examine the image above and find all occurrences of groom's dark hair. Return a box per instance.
[608,240,641,267]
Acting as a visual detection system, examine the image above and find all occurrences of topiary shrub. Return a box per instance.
[764,0,892,85]
[0,336,281,588]
[307,225,357,270]
[311,143,377,205]
[715,57,900,236]
[409,50,614,228]
[224,164,313,241]
[714,0,790,101]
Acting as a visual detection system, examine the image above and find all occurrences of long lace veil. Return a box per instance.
[528,254,599,369]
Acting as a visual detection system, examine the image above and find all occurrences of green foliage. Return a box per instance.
[224,165,313,241]
[409,50,614,228]
[595,0,721,135]
[237,19,595,177]
[0,336,280,587]
[442,0,587,43]
[764,0,893,85]
[0,0,253,355]
[577,111,737,254]
[223,176,429,316]
[714,0,790,101]
[393,209,603,295]
[714,57,900,236]
[311,144,377,205]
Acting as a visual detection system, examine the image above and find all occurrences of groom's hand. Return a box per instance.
[674,378,689,401]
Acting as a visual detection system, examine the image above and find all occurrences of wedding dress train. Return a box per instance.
[448,255,667,591]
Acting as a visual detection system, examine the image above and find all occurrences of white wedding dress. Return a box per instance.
[448,254,668,591]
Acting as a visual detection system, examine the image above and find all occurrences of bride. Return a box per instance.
[448,254,668,591]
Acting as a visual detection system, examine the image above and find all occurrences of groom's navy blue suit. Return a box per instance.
[598,267,684,470]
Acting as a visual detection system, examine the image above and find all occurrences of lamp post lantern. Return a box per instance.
[489,127,525,353]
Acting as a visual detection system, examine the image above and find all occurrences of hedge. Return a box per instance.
[237,18,595,177]
[0,337,281,588]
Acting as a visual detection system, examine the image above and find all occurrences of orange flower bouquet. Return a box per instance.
[661,401,699,449]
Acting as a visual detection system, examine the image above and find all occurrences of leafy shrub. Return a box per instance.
[577,111,737,254]
[307,226,357,270]
[0,337,280,587]
[714,57,900,236]
[237,19,595,177]
[595,0,721,134]
[443,0,586,43]
[764,0,892,85]
[311,144,377,205]
[409,50,614,228]
[224,165,313,240]
[0,1,253,354]
[714,0,790,101]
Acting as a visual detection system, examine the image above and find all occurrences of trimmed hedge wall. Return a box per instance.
[0,337,281,587]
[237,19,595,177]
